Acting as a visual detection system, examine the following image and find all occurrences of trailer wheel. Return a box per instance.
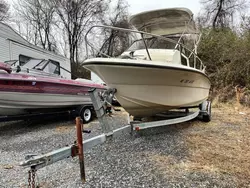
[199,100,211,122]
[80,107,92,123]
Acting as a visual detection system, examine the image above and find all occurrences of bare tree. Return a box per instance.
[200,0,248,28]
[0,0,9,22]
[14,0,57,51]
[240,14,250,32]
[49,0,109,79]
[52,0,108,63]
[98,0,131,57]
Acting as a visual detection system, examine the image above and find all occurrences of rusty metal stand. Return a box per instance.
[76,117,86,183]
[21,117,90,185]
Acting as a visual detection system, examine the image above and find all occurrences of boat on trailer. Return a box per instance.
[19,9,212,181]
[83,8,211,120]
[0,59,105,122]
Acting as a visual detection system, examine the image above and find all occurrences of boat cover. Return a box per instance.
[129,8,198,35]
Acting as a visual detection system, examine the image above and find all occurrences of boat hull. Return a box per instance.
[84,58,211,117]
[0,91,92,115]
[0,69,105,116]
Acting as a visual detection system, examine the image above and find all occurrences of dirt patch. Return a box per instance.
[55,126,72,133]
[186,106,250,184]
[149,104,250,186]
[55,121,92,133]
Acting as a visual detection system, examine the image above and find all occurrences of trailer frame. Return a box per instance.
[20,88,211,186]
[0,104,95,123]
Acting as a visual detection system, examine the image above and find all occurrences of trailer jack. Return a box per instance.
[20,117,90,187]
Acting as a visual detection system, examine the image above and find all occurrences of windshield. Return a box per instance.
[34,60,60,75]
[42,62,59,75]
[128,36,180,51]
[23,59,43,69]
[34,60,49,70]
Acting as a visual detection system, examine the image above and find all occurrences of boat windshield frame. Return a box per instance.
[85,25,205,72]
[34,59,61,75]
[22,58,44,69]
[127,35,182,51]
[4,60,18,66]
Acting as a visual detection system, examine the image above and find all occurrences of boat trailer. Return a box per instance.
[0,104,95,123]
[20,88,211,187]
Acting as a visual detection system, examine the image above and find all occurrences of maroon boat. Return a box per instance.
[0,61,105,122]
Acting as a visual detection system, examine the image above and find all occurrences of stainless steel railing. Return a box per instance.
[84,25,206,72]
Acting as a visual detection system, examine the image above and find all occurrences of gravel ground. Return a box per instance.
[0,106,249,187]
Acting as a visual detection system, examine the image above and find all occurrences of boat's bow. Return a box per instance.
[84,57,210,117]
[0,62,12,74]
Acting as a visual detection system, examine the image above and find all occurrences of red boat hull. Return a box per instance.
[0,66,105,115]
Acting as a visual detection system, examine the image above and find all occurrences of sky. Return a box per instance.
[9,0,202,15]
[127,0,201,15]
[9,0,202,17]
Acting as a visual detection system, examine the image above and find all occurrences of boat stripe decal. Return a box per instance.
[0,73,105,89]
[0,81,92,95]
[0,99,89,103]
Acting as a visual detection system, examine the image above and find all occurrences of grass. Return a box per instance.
[149,103,250,186]
[186,104,250,183]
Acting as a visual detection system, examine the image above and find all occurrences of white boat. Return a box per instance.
[83,8,211,118]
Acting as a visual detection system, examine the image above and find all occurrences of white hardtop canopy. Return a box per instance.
[129,8,198,36]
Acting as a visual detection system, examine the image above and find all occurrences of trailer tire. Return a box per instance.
[80,107,92,123]
[199,100,211,122]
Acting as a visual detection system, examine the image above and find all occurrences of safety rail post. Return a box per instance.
[141,33,152,60]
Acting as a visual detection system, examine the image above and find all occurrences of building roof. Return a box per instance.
[0,22,29,44]
[0,22,67,60]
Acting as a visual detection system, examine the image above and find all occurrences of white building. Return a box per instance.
[91,72,106,85]
[0,22,71,79]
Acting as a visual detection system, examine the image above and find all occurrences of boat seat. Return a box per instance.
[132,49,181,64]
